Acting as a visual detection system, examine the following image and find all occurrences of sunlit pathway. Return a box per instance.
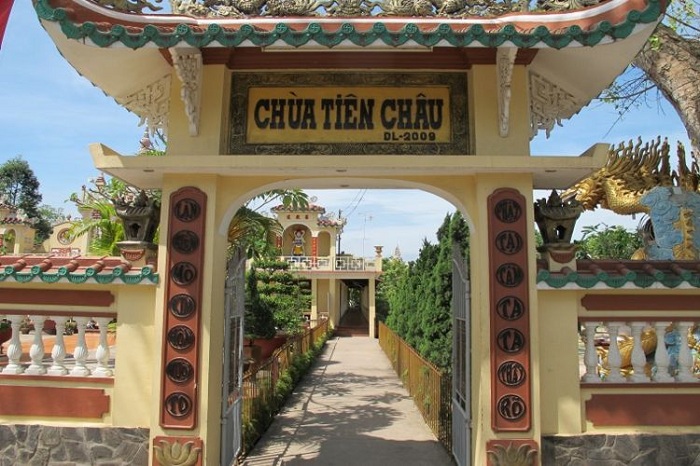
[241,336,453,466]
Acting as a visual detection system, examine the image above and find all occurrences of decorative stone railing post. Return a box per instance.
[676,322,697,382]
[582,322,601,382]
[2,315,25,374]
[93,317,113,377]
[629,321,650,382]
[26,315,47,375]
[652,322,674,382]
[48,316,69,376]
[70,317,91,376]
[605,322,626,382]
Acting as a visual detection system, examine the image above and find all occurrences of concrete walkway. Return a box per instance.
[241,336,454,466]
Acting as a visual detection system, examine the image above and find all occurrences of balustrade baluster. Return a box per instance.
[48,316,69,376]
[93,317,113,377]
[605,322,626,382]
[652,322,674,382]
[26,315,47,375]
[629,321,651,382]
[582,322,601,382]
[675,321,697,382]
[2,315,25,374]
[70,317,91,376]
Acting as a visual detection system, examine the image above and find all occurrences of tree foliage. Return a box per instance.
[575,223,643,259]
[383,212,469,371]
[0,157,52,243]
[245,258,311,337]
[229,189,309,260]
[67,177,147,256]
[600,3,700,154]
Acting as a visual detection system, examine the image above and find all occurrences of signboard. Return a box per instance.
[229,73,469,155]
[247,87,451,144]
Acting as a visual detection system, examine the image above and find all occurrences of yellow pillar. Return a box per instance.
[368,278,376,339]
[329,278,338,329]
[311,278,318,323]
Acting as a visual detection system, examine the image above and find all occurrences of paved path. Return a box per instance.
[241,336,453,466]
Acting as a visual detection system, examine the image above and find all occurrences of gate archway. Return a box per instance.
[214,180,479,465]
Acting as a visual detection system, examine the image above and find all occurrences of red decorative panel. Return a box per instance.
[587,394,700,426]
[488,188,531,432]
[0,386,109,418]
[153,436,203,466]
[160,187,207,429]
[582,294,700,311]
[0,289,114,307]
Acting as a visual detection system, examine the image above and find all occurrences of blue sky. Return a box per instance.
[0,3,692,261]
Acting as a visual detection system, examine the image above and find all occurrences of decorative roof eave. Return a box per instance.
[0,255,159,286]
[272,204,327,213]
[536,260,700,289]
[37,0,666,50]
[0,268,159,285]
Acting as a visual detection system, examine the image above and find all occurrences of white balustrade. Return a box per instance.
[280,255,376,271]
[581,319,700,384]
[0,313,116,378]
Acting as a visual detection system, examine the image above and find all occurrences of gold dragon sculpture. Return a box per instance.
[563,137,700,260]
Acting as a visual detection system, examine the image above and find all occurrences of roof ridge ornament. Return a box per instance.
[166,0,579,18]
[93,0,163,13]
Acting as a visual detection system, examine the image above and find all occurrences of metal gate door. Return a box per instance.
[452,242,471,466]
[221,248,246,465]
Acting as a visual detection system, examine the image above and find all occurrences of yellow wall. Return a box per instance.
[316,279,330,317]
[318,231,331,256]
[112,286,156,426]
[470,65,531,156]
[537,289,584,435]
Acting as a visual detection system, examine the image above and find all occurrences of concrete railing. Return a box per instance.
[580,319,700,383]
[0,312,116,378]
[281,255,378,271]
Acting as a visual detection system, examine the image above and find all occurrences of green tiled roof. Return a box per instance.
[537,260,700,289]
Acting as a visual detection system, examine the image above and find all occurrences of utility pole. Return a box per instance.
[336,209,342,254]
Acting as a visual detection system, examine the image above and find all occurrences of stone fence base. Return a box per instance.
[542,433,700,465]
[0,425,149,465]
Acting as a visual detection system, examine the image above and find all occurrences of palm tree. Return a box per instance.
[68,198,123,256]
[228,189,308,259]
